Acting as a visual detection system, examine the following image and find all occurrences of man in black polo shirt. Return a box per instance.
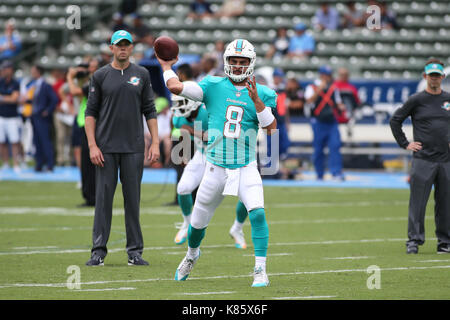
[85,30,160,266]
[390,58,450,254]
[0,60,20,172]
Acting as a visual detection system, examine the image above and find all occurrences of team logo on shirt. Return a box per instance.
[442,101,450,111]
[127,76,140,86]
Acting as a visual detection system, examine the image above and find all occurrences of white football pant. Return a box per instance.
[190,160,264,230]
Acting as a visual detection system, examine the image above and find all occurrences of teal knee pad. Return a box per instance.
[249,208,269,257]
[188,224,206,248]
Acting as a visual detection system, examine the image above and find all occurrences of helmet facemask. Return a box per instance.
[170,94,202,118]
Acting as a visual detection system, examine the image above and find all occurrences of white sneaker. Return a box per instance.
[174,251,200,281]
[174,225,188,245]
[229,227,247,249]
[252,266,269,287]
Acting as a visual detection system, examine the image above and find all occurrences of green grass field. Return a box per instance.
[0,181,449,300]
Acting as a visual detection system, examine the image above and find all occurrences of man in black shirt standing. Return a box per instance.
[390,58,450,254]
[85,30,160,266]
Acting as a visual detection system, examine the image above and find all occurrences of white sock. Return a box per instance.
[187,246,200,259]
[231,219,244,232]
[183,214,191,228]
[255,256,266,270]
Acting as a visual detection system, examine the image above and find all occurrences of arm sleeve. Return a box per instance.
[141,71,157,120]
[85,72,102,119]
[389,96,415,149]
[180,80,204,102]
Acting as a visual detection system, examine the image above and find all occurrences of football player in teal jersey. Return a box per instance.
[157,39,277,287]
[171,94,249,249]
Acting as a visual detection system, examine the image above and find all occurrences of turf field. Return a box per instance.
[0,181,449,300]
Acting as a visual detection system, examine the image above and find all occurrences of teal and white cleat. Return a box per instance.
[174,225,188,245]
[229,227,247,249]
[174,251,200,281]
[252,266,269,287]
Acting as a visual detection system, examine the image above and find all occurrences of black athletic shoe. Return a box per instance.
[86,254,104,266]
[437,244,450,254]
[406,243,418,254]
[128,255,149,266]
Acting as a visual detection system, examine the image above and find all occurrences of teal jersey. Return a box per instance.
[198,76,277,168]
[172,104,209,153]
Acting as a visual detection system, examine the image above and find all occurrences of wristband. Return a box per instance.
[257,107,275,127]
[163,69,178,86]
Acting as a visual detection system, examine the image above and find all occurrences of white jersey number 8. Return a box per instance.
[223,105,244,138]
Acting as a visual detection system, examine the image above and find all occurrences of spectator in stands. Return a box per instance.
[271,68,290,161]
[335,67,360,119]
[188,0,214,20]
[215,0,246,18]
[0,60,21,172]
[285,77,305,117]
[99,45,113,67]
[287,23,315,59]
[265,26,290,60]
[378,1,399,30]
[313,2,340,31]
[341,1,365,29]
[119,0,138,16]
[196,54,221,81]
[305,65,346,181]
[111,12,130,32]
[51,67,74,167]
[141,34,156,60]
[211,40,225,72]
[0,20,22,63]
[28,65,58,172]
[362,0,398,30]
[130,14,152,44]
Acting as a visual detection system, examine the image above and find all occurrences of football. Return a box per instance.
[154,36,179,61]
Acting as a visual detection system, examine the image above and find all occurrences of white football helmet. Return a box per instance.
[170,94,202,118]
[223,39,256,83]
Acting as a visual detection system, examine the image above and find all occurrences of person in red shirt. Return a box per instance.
[334,67,360,117]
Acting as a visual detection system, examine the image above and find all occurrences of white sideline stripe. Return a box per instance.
[0,200,409,216]
[416,259,450,263]
[0,207,179,216]
[13,246,58,250]
[0,238,437,256]
[323,256,371,260]
[71,287,136,292]
[272,295,336,300]
[177,291,235,296]
[1,265,449,289]
[0,216,426,233]
[267,200,408,208]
